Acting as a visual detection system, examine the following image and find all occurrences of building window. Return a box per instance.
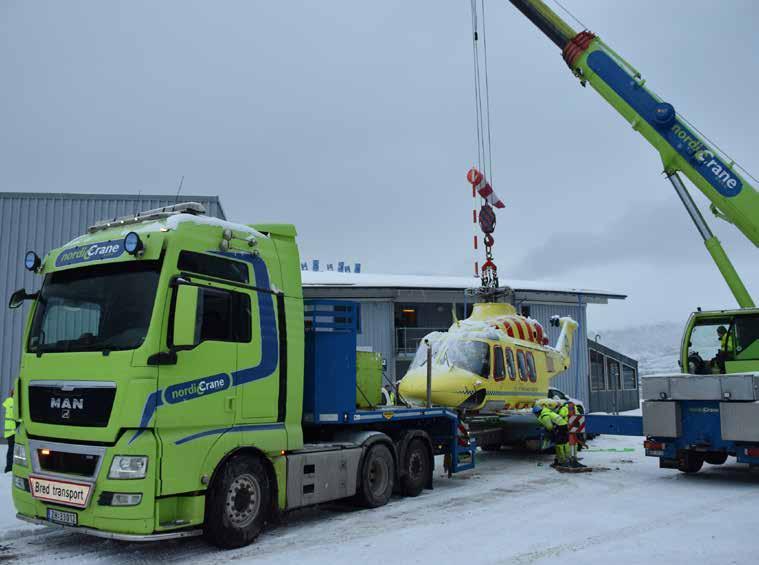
[516,350,528,382]
[607,358,621,390]
[623,365,637,389]
[333,304,360,333]
[590,350,605,391]
[505,349,516,381]
[398,306,417,327]
[493,346,505,382]
[178,251,249,284]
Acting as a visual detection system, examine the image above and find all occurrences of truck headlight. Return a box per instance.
[108,456,148,479]
[13,443,27,467]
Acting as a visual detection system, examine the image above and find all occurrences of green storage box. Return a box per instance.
[356,351,383,408]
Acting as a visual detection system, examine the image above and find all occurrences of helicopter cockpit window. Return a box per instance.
[409,332,444,370]
[445,340,491,378]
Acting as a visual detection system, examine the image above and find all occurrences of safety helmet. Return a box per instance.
[532,404,542,415]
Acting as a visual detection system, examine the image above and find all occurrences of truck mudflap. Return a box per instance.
[449,422,476,473]
[584,414,643,436]
[16,514,202,542]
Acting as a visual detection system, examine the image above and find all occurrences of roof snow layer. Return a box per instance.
[301,271,625,299]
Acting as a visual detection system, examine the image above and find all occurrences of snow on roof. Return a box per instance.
[301,271,625,299]
[165,213,265,238]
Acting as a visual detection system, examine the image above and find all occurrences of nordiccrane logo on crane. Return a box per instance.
[670,124,742,197]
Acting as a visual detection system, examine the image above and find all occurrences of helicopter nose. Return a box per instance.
[398,369,427,402]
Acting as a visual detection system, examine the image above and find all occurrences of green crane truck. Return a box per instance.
[7,202,475,548]
[509,0,759,375]
[509,0,759,472]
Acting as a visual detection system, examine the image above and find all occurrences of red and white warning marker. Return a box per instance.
[467,167,505,209]
[568,413,586,434]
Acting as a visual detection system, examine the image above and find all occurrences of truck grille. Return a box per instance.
[29,382,116,427]
[37,449,99,477]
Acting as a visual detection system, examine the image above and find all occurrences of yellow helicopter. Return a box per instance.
[398,302,578,413]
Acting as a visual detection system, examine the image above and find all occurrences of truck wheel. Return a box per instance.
[204,455,271,549]
[677,451,704,474]
[400,439,430,497]
[705,451,728,465]
[356,444,394,508]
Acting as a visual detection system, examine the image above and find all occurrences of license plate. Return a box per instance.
[28,476,92,508]
[46,507,78,526]
[646,449,664,457]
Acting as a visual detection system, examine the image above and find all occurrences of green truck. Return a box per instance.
[8,202,474,548]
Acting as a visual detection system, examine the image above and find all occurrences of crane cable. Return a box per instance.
[469,0,501,290]
[469,0,494,185]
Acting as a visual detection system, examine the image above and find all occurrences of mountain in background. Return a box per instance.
[593,321,682,376]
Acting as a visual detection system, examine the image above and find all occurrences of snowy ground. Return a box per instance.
[1,434,757,565]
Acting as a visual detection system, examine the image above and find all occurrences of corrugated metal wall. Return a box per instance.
[356,302,395,383]
[519,301,590,408]
[0,193,225,396]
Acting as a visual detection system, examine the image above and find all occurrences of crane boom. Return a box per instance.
[510,0,758,307]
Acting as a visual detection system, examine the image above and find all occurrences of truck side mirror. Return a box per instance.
[172,284,201,348]
[8,288,36,309]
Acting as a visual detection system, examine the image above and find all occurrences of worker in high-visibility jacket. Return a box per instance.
[3,389,15,473]
[557,401,587,452]
[714,326,735,373]
[532,403,569,467]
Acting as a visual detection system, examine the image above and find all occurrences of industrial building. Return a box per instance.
[0,192,226,396]
[0,191,639,413]
[303,271,639,413]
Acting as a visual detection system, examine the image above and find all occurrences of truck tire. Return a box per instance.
[705,451,728,465]
[400,439,430,497]
[355,444,394,508]
[677,451,704,474]
[204,455,271,549]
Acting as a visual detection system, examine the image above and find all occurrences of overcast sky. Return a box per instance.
[2,0,758,330]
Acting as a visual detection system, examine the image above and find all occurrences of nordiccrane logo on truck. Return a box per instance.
[165,373,231,404]
[55,239,126,267]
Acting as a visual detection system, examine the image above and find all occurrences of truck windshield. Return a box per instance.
[28,261,161,354]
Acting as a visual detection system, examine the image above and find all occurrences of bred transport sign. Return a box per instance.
[28,476,92,509]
